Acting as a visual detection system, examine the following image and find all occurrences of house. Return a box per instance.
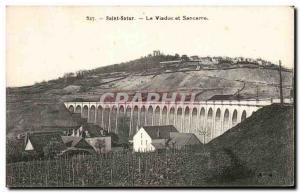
[133,125,178,152]
[66,123,112,153]
[168,132,202,149]
[61,136,94,150]
[24,132,66,156]
[58,147,94,157]
[60,136,95,156]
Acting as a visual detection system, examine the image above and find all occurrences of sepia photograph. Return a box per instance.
[5,6,295,188]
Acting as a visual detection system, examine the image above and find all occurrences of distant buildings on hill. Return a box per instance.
[159,55,276,70]
[142,50,274,69]
[146,50,276,68]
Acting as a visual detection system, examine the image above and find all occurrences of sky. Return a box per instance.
[6,6,294,87]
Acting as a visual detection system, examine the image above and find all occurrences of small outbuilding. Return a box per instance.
[24,132,66,156]
[61,136,94,151]
[168,132,202,149]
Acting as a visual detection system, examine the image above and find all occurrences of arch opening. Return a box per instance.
[110,106,118,133]
[169,107,175,126]
[183,107,190,132]
[161,106,168,125]
[132,106,139,135]
[68,105,74,113]
[199,107,205,130]
[241,110,247,122]
[82,105,89,119]
[215,108,221,137]
[191,108,198,134]
[103,107,110,131]
[176,107,183,132]
[140,106,146,126]
[125,106,132,137]
[96,106,103,127]
[89,106,96,123]
[223,109,230,131]
[146,106,153,126]
[118,105,129,144]
[75,105,81,114]
[154,106,160,125]
[232,110,238,127]
[206,108,213,140]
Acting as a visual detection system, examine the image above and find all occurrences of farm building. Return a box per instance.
[59,136,96,156]
[24,132,66,156]
[168,132,202,149]
[61,136,94,151]
[133,125,178,152]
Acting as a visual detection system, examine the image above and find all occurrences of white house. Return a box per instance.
[133,125,178,152]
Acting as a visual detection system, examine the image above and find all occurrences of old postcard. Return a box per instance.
[6,6,294,187]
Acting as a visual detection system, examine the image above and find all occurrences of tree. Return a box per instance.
[181,54,189,61]
[106,132,119,147]
[76,70,88,79]
[43,139,65,159]
[95,139,106,154]
[63,72,74,78]
[6,139,25,163]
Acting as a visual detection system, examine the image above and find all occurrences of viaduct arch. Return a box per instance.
[64,99,291,143]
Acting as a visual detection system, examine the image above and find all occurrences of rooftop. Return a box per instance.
[169,132,201,147]
[26,132,66,153]
[61,136,93,149]
[142,125,178,139]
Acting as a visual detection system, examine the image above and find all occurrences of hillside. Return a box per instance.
[6,54,294,137]
[205,104,294,186]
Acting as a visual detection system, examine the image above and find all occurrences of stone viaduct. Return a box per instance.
[64,98,291,143]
